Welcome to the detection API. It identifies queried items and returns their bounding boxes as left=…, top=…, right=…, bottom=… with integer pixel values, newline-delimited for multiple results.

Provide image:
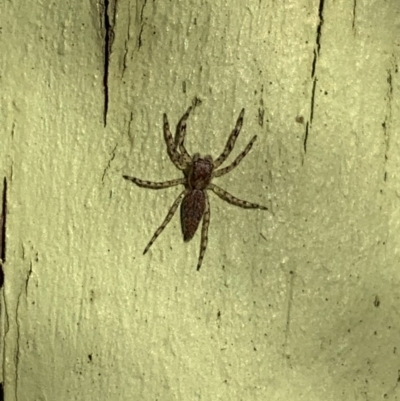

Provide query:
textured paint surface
left=1, top=0, right=400, bottom=400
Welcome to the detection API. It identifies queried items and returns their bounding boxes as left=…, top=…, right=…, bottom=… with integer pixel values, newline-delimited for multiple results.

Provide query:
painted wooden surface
left=1, top=0, right=399, bottom=400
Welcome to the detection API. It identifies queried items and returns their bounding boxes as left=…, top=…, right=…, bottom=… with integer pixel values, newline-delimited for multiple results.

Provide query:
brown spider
left=123, top=107, right=268, bottom=271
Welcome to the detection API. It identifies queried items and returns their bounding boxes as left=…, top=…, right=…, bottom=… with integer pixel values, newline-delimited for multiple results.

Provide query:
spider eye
left=204, top=155, right=213, bottom=163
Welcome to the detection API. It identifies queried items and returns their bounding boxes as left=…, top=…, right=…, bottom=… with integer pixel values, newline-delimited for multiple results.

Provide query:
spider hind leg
left=209, top=183, right=268, bottom=210
left=123, top=176, right=185, bottom=189
left=143, top=190, right=187, bottom=254
left=197, top=192, right=210, bottom=271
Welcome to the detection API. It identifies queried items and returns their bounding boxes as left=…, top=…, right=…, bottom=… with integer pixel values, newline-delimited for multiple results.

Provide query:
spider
left=123, top=107, right=268, bottom=271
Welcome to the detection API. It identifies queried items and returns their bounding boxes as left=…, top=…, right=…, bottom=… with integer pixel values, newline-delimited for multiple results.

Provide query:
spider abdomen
left=180, top=189, right=206, bottom=242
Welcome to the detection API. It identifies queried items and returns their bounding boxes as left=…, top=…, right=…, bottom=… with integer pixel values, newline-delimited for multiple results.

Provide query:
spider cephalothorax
left=186, top=154, right=213, bottom=190
left=123, top=107, right=268, bottom=270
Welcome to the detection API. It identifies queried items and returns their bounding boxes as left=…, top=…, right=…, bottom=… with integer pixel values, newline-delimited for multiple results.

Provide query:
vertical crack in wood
left=383, top=68, right=393, bottom=182
left=103, top=0, right=111, bottom=127
left=137, top=0, right=148, bottom=49
left=14, top=292, right=22, bottom=401
left=0, top=177, right=7, bottom=289
left=122, top=8, right=132, bottom=77
left=102, top=0, right=117, bottom=127
left=258, top=85, right=265, bottom=128
left=352, top=0, right=357, bottom=32
left=24, top=262, right=33, bottom=297
left=304, top=0, right=325, bottom=154
left=283, top=270, right=294, bottom=365
left=101, top=144, right=118, bottom=182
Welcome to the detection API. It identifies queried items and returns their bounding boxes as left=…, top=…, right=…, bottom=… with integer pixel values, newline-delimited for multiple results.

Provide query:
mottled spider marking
left=213, top=108, right=245, bottom=169
left=123, top=176, right=185, bottom=189
left=181, top=189, right=206, bottom=241
left=209, top=183, right=268, bottom=210
left=123, top=107, right=268, bottom=271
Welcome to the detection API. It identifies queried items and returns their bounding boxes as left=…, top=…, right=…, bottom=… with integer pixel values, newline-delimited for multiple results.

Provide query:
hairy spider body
left=180, top=155, right=213, bottom=240
left=123, top=107, right=268, bottom=271
left=181, top=189, right=206, bottom=241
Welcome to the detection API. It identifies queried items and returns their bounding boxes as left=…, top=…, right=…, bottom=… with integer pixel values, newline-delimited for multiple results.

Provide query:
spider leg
left=213, top=108, right=245, bottom=169
left=209, top=183, right=268, bottom=210
left=163, top=113, right=186, bottom=170
left=175, top=106, right=193, bottom=164
left=213, top=135, right=257, bottom=178
left=143, top=189, right=188, bottom=255
left=197, top=191, right=210, bottom=271
left=123, top=175, right=185, bottom=189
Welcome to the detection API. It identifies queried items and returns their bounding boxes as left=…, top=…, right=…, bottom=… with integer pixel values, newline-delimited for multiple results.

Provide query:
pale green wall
left=1, top=0, right=400, bottom=400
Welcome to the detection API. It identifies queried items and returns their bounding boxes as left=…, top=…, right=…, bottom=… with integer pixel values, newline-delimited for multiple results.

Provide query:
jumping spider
left=123, top=107, right=268, bottom=271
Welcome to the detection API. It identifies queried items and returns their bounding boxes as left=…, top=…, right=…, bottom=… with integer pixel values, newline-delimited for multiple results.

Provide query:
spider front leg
left=209, top=183, right=268, bottom=210
left=123, top=175, right=185, bottom=189
left=175, top=106, right=193, bottom=165
left=163, top=113, right=186, bottom=170
left=143, top=190, right=188, bottom=255
left=213, top=135, right=257, bottom=178
left=213, top=108, right=245, bottom=169
left=197, top=191, right=210, bottom=271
